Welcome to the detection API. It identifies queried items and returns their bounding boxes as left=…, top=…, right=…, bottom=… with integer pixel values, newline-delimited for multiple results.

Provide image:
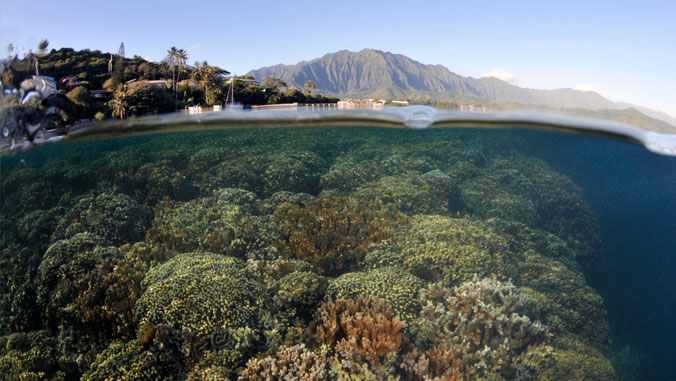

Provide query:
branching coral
left=146, top=188, right=278, bottom=258
left=352, top=170, right=461, bottom=216
left=51, top=192, right=150, bottom=246
left=273, top=196, right=405, bottom=274
left=76, top=242, right=160, bottom=340
left=36, top=232, right=118, bottom=328
left=134, top=252, right=265, bottom=336
left=314, top=297, right=405, bottom=366
left=238, top=343, right=328, bottom=381
left=406, top=277, right=546, bottom=379
left=395, top=215, right=513, bottom=284
left=325, top=267, right=425, bottom=322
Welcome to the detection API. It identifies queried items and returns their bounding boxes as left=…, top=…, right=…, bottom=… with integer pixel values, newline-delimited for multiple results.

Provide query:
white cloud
left=574, top=83, right=609, bottom=99
left=481, top=69, right=518, bottom=85
left=188, top=43, right=201, bottom=50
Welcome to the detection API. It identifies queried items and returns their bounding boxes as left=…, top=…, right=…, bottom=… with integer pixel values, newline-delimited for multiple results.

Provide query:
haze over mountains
left=248, top=49, right=675, bottom=130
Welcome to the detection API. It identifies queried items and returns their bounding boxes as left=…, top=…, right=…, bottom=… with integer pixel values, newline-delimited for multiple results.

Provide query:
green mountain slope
left=247, top=49, right=616, bottom=109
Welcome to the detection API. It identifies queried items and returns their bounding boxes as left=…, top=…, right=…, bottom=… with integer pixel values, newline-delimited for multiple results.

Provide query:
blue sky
left=2, top=0, right=674, bottom=115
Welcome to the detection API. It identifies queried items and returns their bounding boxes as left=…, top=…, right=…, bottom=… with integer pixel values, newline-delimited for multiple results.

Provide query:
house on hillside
left=125, top=79, right=170, bottom=89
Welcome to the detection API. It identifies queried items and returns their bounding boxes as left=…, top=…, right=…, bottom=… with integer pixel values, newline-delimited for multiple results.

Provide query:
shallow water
left=1, top=120, right=674, bottom=380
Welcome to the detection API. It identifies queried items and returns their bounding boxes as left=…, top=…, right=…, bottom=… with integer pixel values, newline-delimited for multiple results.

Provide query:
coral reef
left=200, top=148, right=327, bottom=197
left=184, top=326, right=260, bottom=380
left=314, top=297, right=405, bottom=366
left=325, top=267, right=425, bottom=322
left=319, top=142, right=444, bottom=194
left=395, top=215, right=513, bottom=284
left=353, top=171, right=459, bottom=215
left=146, top=188, right=278, bottom=258
left=35, top=233, right=119, bottom=328
left=514, top=334, right=616, bottom=380
left=275, top=271, right=328, bottom=322
left=51, top=192, right=150, bottom=245
left=238, top=343, right=329, bottom=381
left=273, top=195, right=404, bottom=274
left=0, top=245, right=41, bottom=335
left=406, top=278, right=546, bottom=379
left=0, top=330, right=78, bottom=380
left=516, top=255, right=611, bottom=352
left=75, top=242, right=159, bottom=340
left=0, top=127, right=621, bottom=378
left=134, top=252, right=265, bottom=336
left=82, top=340, right=166, bottom=380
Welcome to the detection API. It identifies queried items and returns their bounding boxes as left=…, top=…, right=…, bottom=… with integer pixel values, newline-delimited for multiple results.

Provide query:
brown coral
left=406, top=278, right=546, bottom=379
left=238, top=344, right=328, bottom=381
left=273, top=196, right=405, bottom=274
left=75, top=242, right=159, bottom=340
left=314, top=297, right=405, bottom=365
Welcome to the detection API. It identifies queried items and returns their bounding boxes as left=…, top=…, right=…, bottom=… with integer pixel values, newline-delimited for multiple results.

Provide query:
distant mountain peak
left=247, top=49, right=615, bottom=110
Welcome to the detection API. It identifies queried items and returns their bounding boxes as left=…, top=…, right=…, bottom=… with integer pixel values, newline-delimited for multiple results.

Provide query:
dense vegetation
left=0, top=45, right=338, bottom=131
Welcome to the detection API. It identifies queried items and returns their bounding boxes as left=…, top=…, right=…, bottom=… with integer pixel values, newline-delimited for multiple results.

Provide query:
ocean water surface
left=1, top=113, right=675, bottom=380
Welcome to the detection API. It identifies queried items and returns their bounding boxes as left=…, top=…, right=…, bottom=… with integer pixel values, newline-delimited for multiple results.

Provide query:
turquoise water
left=1, top=122, right=674, bottom=380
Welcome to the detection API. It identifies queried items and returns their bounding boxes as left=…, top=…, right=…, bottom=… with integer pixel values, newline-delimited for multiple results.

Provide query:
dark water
left=0, top=126, right=674, bottom=380
left=526, top=130, right=676, bottom=380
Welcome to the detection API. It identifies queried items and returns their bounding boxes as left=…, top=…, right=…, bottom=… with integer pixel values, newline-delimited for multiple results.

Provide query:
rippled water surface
left=1, top=119, right=674, bottom=380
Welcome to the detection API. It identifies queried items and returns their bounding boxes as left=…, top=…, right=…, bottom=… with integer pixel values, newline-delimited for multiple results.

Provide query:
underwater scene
left=1, top=125, right=675, bottom=380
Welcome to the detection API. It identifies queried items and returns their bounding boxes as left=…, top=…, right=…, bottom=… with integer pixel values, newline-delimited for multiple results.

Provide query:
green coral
left=36, top=233, right=118, bottom=328
left=325, top=267, right=424, bottom=322
left=517, top=255, right=611, bottom=352
left=353, top=172, right=452, bottom=215
left=516, top=334, right=617, bottom=380
left=0, top=330, right=77, bottom=380
left=146, top=188, right=277, bottom=258
left=275, top=271, right=328, bottom=321
left=319, top=143, right=443, bottom=194
left=134, top=252, right=266, bottom=336
left=188, top=327, right=260, bottom=380
left=200, top=148, right=327, bottom=197
left=82, top=340, right=164, bottom=380
left=51, top=192, right=149, bottom=246
left=0, top=246, right=41, bottom=335
left=395, top=215, right=514, bottom=284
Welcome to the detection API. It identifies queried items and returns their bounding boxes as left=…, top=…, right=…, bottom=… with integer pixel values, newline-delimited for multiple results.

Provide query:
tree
left=174, top=48, right=188, bottom=109
left=124, top=82, right=174, bottom=116
left=262, top=77, right=287, bottom=104
left=167, top=46, right=178, bottom=91
left=190, top=61, right=228, bottom=105
left=111, top=89, right=127, bottom=119
left=263, top=77, right=287, bottom=92
left=303, top=80, right=317, bottom=96
left=176, top=49, right=188, bottom=85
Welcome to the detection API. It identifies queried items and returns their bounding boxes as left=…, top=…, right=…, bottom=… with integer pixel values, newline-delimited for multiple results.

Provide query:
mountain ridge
left=247, top=48, right=620, bottom=110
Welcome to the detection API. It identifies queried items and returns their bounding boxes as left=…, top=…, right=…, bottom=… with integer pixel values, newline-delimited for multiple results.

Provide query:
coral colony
left=0, top=128, right=615, bottom=379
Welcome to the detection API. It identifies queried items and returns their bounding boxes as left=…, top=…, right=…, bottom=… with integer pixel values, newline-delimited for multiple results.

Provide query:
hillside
left=248, top=49, right=616, bottom=109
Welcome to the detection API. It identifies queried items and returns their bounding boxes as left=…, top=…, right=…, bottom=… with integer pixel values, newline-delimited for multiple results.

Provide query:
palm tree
left=176, top=49, right=188, bottom=85
left=167, top=46, right=178, bottom=91
left=175, top=48, right=188, bottom=109
left=111, top=90, right=127, bottom=119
